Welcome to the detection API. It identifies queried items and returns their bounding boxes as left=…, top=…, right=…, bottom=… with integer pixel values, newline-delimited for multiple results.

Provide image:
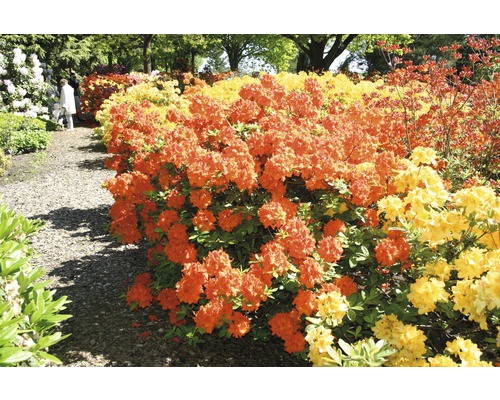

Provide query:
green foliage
left=0, top=200, right=71, bottom=366
left=0, top=148, right=11, bottom=176
left=329, top=337, right=397, bottom=367
left=0, top=113, right=53, bottom=154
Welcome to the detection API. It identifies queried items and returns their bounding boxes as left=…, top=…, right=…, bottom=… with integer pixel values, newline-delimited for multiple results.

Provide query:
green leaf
left=347, top=309, right=356, bottom=322
left=0, top=347, right=32, bottom=364
left=0, top=324, right=18, bottom=344
left=36, top=351, right=63, bottom=365
left=32, top=332, right=71, bottom=350
left=338, top=338, right=352, bottom=356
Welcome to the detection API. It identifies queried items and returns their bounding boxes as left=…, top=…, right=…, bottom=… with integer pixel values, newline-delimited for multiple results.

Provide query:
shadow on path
left=38, top=204, right=308, bottom=367
left=33, top=204, right=156, bottom=366
left=31, top=206, right=112, bottom=243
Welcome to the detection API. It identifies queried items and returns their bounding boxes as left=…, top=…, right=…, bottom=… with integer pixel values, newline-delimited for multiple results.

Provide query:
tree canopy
left=2, top=34, right=482, bottom=79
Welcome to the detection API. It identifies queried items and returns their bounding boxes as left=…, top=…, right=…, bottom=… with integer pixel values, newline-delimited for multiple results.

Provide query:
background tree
left=283, top=34, right=414, bottom=74
left=209, top=34, right=297, bottom=73
left=142, top=34, right=154, bottom=74
left=158, top=35, right=217, bottom=72
left=0, top=34, right=105, bottom=78
left=282, top=34, right=358, bottom=73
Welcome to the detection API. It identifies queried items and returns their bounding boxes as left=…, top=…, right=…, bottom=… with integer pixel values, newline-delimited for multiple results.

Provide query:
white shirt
left=60, top=83, right=76, bottom=114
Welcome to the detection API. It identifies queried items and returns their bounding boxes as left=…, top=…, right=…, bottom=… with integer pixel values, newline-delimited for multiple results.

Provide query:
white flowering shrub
left=0, top=44, right=51, bottom=119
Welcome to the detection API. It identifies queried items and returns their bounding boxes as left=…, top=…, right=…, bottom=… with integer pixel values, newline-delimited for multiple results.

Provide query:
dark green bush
left=0, top=113, right=54, bottom=155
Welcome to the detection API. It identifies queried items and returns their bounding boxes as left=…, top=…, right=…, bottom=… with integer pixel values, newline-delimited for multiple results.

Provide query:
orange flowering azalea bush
left=100, top=42, right=499, bottom=366
left=365, top=35, right=500, bottom=186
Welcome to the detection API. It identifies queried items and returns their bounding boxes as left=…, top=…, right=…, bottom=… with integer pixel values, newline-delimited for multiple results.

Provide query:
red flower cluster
left=375, top=230, right=411, bottom=269
left=269, top=310, right=306, bottom=353
left=81, top=73, right=139, bottom=119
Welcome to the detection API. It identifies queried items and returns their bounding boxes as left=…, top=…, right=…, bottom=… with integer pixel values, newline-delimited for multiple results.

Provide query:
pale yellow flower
left=307, top=347, right=331, bottom=367
left=454, top=247, right=488, bottom=279
left=428, top=355, right=458, bottom=367
left=445, top=337, right=492, bottom=366
left=452, top=186, right=497, bottom=220
left=452, top=279, right=488, bottom=329
left=474, top=262, right=500, bottom=313
left=410, top=146, right=438, bottom=166
left=424, top=258, right=453, bottom=281
left=372, top=314, right=428, bottom=366
left=377, top=195, right=405, bottom=222
left=407, top=276, right=450, bottom=314
left=305, top=325, right=334, bottom=353
left=404, top=185, right=448, bottom=220
left=316, top=291, right=348, bottom=327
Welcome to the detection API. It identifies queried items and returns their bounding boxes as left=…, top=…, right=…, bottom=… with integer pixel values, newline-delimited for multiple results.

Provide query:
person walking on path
left=69, top=72, right=83, bottom=121
left=59, top=78, right=77, bottom=131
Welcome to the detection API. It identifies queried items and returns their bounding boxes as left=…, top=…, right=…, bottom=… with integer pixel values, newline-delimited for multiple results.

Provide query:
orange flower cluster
left=126, top=273, right=154, bottom=308
left=375, top=230, right=411, bottom=270
left=269, top=311, right=307, bottom=353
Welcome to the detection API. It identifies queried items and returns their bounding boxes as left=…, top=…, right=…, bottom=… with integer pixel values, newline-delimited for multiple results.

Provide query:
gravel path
left=0, top=127, right=308, bottom=367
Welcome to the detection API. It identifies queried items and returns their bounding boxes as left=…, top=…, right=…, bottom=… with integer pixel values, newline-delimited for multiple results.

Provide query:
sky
left=4, top=0, right=499, bottom=34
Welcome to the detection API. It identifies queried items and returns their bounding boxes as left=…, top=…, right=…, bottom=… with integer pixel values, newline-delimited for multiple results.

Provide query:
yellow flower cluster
left=378, top=147, right=499, bottom=250
left=316, top=290, right=349, bottom=327
left=452, top=248, right=500, bottom=329
left=305, top=325, right=335, bottom=366
left=372, top=315, right=493, bottom=366
left=273, top=71, right=389, bottom=107
left=443, top=338, right=492, bottom=366
left=376, top=147, right=500, bottom=357
left=407, top=276, right=449, bottom=314
left=378, top=148, right=450, bottom=236
left=193, top=75, right=258, bottom=104
left=196, top=71, right=386, bottom=107
left=423, top=258, right=453, bottom=281
left=372, top=314, right=428, bottom=366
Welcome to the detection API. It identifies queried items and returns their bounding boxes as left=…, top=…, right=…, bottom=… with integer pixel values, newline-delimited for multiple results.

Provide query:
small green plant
left=0, top=200, right=71, bottom=366
left=0, top=113, right=53, bottom=155
left=326, top=337, right=396, bottom=367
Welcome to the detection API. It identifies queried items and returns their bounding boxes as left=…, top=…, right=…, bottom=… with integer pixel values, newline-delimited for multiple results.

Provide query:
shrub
left=93, top=64, right=130, bottom=75
left=0, top=113, right=52, bottom=155
left=100, top=48, right=500, bottom=366
left=80, top=72, right=149, bottom=121
left=0, top=200, right=71, bottom=366
left=94, top=76, right=188, bottom=146
left=0, top=45, right=50, bottom=119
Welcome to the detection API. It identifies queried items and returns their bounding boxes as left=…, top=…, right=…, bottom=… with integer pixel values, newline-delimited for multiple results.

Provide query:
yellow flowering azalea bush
left=95, top=75, right=189, bottom=146
left=306, top=146, right=499, bottom=367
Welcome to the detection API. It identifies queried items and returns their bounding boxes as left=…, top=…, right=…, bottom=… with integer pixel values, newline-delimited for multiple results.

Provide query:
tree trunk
left=296, top=51, right=310, bottom=72
left=283, top=34, right=358, bottom=74
left=307, top=38, right=328, bottom=72
left=226, top=45, right=241, bottom=71
left=142, top=34, right=154, bottom=74
left=108, top=52, right=113, bottom=70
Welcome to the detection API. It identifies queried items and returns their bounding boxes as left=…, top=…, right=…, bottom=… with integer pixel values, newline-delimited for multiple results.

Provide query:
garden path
left=0, top=126, right=308, bottom=367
